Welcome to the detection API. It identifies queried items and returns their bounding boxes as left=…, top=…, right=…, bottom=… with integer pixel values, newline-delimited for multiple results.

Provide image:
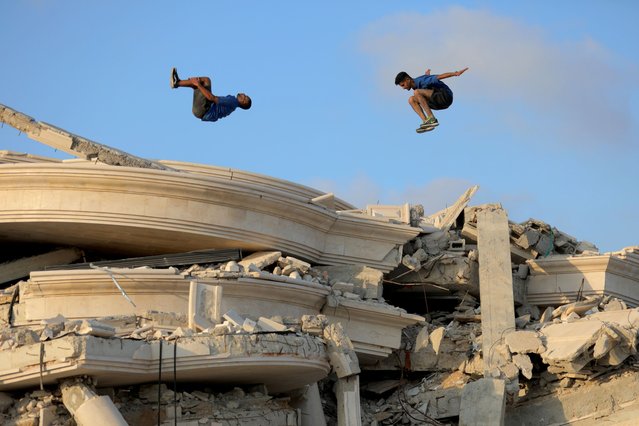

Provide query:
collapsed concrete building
left=1, top=103, right=639, bottom=425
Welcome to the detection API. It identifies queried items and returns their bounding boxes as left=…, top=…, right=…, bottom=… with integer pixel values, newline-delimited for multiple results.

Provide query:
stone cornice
left=0, top=334, right=329, bottom=392
left=159, top=160, right=356, bottom=211
left=528, top=254, right=639, bottom=281
left=0, top=163, right=420, bottom=270
left=325, top=298, right=424, bottom=327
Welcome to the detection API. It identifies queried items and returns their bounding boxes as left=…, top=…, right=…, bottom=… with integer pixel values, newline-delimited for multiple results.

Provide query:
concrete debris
left=312, top=265, right=384, bottom=300
left=1, top=107, right=638, bottom=425
left=429, top=326, right=446, bottom=355
left=507, top=369, right=639, bottom=425
left=238, top=251, right=281, bottom=271
left=539, top=307, right=639, bottom=372
left=0, top=103, right=176, bottom=170
left=278, top=256, right=311, bottom=275
left=60, top=379, right=128, bottom=425
left=504, top=330, right=545, bottom=355
left=0, top=248, right=83, bottom=285
left=2, top=381, right=301, bottom=426
left=222, top=309, right=246, bottom=328
left=459, top=378, right=506, bottom=426
left=323, top=323, right=360, bottom=379
left=301, top=315, right=328, bottom=336
left=421, top=185, right=480, bottom=231
left=414, top=325, right=430, bottom=352
left=257, top=317, right=288, bottom=332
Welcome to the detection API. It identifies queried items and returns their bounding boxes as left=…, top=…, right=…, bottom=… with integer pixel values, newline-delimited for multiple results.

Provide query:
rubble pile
left=0, top=381, right=300, bottom=426
left=463, top=206, right=599, bottom=260
left=1, top=106, right=638, bottom=425
left=183, top=253, right=389, bottom=305
left=0, top=388, right=69, bottom=426
left=352, top=296, right=639, bottom=424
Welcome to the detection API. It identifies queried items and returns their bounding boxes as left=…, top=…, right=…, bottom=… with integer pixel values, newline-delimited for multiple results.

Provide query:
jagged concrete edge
left=0, top=103, right=177, bottom=171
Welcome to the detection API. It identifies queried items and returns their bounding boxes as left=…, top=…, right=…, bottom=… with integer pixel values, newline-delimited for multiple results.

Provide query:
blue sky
left=1, top=1, right=638, bottom=252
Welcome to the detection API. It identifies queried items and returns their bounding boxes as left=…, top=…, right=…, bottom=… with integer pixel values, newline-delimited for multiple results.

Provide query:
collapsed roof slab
left=505, top=370, right=639, bottom=425
left=0, top=161, right=419, bottom=271
left=526, top=247, right=639, bottom=307
left=0, top=334, right=328, bottom=393
left=0, top=247, right=82, bottom=285
left=0, top=104, right=174, bottom=170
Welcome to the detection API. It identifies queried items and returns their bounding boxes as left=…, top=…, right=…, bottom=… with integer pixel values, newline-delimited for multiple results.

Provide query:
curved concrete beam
left=19, top=268, right=423, bottom=360
left=0, top=334, right=329, bottom=393
left=0, top=162, right=419, bottom=270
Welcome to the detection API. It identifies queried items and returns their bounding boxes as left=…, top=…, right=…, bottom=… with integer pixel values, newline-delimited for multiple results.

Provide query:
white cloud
left=357, top=6, right=637, bottom=146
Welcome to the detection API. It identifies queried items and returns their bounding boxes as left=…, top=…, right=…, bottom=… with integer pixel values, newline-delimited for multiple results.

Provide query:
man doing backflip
left=395, top=67, right=468, bottom=133
left=170, top=67, right=251, bottom=122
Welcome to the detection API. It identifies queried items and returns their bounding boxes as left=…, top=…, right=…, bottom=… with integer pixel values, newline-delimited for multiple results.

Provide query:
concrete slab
left=238, top=251, right=281, bottom=271
left=0, top=103, right=174, bottom=170
left=0, top=334, right=329, bottom=393
left=504, top=330, right=545, bottom=354
left=541, top=320, right=604, bottom=363
left=0, top=248, right=83, bottom=285
left=506, top=371, right=639, bottom=425
left=459, top=378, right=506, bottom=426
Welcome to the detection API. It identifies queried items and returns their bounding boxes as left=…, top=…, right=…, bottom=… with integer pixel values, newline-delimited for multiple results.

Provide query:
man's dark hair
left=395, top=71, right=411, bottom=85
left=239, top=96, right=252, bottom=110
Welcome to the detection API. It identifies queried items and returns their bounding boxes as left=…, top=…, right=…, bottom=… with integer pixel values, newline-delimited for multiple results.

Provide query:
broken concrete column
left=290, top=383, right=327, bottom=426
left=459, top=378, right=506, bottom=426
left=60, top=380, right=127, bottom=426
left=323, top=322, right=362, bottom=425
left=477, top=207, right=516, bottom=376
left=323, top=323, right=360, bottom=378
left=336, top=375, right=362, bottom=426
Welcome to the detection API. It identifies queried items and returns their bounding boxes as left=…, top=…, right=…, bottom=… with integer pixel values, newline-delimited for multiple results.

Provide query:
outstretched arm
left=192, top=77, right=219, bottom=104
left=436, top=67, right=469, bottom=80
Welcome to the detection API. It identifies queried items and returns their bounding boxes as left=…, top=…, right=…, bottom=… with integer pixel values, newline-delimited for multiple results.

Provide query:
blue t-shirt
left=202, top=95, right=240, bottom=122
left=413, top=75, right=452, bottom=94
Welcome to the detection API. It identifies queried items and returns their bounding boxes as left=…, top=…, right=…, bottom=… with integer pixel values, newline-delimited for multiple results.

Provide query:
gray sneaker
left=170, top=67, right=180, bottom=89
left=416, top=125, right=435, bottom=133
left=420, top=116, right=439, bottom=128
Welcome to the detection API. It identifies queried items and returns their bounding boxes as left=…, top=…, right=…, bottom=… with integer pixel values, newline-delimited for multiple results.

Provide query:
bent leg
left=408, top=96, right=427, bottom=122
left=191, top=79, right=213, bottom=119
left=177, top=76, right=212, bottom=89
left=413, top=89, right=434, bottom=118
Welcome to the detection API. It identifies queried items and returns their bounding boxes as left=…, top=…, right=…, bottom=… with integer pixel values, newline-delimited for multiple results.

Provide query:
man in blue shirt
left=170, top=68, right=251, bottom=122
left=395, top=67, right=468, bottom=133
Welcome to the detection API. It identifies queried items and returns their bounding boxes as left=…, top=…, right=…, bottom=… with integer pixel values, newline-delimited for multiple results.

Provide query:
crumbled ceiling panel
left=0, top=104, right=175, bottom=171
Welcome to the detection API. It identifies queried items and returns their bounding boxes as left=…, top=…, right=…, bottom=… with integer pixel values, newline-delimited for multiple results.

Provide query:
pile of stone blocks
left=1, top=105, right=639, bottom=425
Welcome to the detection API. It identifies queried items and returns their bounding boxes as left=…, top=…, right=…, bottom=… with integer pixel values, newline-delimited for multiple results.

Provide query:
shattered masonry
left=1, top=103, right=639, bottom=425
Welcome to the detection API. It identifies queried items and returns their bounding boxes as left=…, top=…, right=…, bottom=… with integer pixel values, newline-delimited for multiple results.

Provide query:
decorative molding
left=527, top=253, right=639, bottom=307
left=0, top=335, right=329, bottom=393
left=0, top=162, right=419, bottom=271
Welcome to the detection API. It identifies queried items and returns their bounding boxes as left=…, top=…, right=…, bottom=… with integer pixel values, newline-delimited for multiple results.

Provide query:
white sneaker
left=170, top=67, right=180, bottom=89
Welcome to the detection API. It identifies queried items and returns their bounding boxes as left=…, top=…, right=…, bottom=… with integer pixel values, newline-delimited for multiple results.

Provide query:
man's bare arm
left=192, top=78, right=219, bottom=104
left=436, top=67, right=469, bottom=80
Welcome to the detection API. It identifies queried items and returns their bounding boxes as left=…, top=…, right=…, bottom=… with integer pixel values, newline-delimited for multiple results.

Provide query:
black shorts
left=429, top=88, right=453, bottom=110
left=192, top=84, right=212, bottom=119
